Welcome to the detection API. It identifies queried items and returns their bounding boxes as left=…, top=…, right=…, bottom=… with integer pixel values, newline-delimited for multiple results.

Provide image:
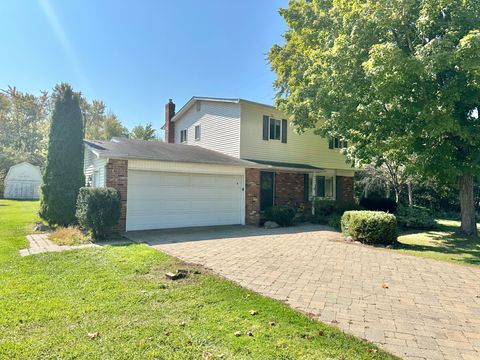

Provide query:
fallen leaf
left=318, top=330, right=325, bottom=336
left=381, top=283, right=389, bottom=289
left=179, top=321, right=186, bottom=327
left=301, top=334, right=313, bottom=340
left=367, top=348, right=377, bottom=353
left=269, top=321, right=276, bottom=326
left=234, top=331, right=242, bottom=337
left=87, top=332, right=100, bottom=340
left=246, top=330, right=254, bottom=337
left=250, top=310, right=258, bottom=316
left=331, top=320, right=339, bottom=325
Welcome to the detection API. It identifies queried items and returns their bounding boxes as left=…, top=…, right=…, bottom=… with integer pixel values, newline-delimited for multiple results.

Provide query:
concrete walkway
left=127, top=225, right=480, bottom=360
left=20, top=234, right=132, bottom=256
left=20, top=233, right=98, bottom=256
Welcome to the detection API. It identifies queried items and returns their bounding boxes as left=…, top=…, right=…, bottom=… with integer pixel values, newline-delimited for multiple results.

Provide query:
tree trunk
left=407, top=182, right=413, bottom=207
left=459, top=174, right=478, bottom=237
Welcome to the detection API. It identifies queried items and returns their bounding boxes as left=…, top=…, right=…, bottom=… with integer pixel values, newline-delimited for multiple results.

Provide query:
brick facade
left=245, top=169, right=308, bottom=225
left=245, top=169, right=261, bottom=225
left=164, top=99, right=176, bottom=143
left=106, top=159, right=128, bottom=232
left=274, top=172, right=306, bottom=207
left=336, top=176, right=354, bottom=203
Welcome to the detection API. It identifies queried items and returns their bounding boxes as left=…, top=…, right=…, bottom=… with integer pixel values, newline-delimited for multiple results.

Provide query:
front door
left=260, top=171, right=274, bottom=211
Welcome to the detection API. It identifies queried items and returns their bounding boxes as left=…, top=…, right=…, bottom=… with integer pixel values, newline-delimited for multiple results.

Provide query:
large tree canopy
left=270, top=0, right=480, bottom=236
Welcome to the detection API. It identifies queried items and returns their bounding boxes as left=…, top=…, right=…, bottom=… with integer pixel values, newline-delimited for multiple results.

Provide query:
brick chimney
left=164, top=99, right=176, bottom=143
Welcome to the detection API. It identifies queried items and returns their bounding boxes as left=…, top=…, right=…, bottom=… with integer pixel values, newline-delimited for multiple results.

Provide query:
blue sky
left=0, top=0, right=288, bottom=135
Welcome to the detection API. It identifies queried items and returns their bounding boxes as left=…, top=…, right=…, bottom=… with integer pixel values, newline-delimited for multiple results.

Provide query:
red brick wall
left=274, top=172, right=306, bottom=207
left=106, top=159, right=128, bottom=232
left=245, top=169, right=309, bottom=225
left=245, top=169, right=261, bottom=225
left=336, top=176, right=354, bottom=203
left=164, top=100, right=176, bottom=143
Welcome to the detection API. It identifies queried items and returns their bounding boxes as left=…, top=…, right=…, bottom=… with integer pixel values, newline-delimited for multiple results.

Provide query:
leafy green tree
left=0, top=86, right=50, bottom=168
left=270, top=0, right=480, bottom=236
left=130, top=122, right=157, bottom=140
left=39, top=84, right=84, bottom=226
left=81, top=99, right=128, bottom=140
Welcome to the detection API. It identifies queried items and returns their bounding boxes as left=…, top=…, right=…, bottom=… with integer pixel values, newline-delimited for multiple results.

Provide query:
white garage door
left=126, top=171, right=244, bottom=231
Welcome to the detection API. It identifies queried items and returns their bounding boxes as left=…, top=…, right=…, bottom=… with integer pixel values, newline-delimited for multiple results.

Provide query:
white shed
left=4, top=162, right=42, bottom=199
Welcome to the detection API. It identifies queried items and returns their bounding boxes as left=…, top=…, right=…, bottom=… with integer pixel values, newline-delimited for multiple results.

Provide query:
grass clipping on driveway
left=0, top=200, right=396, bottom=359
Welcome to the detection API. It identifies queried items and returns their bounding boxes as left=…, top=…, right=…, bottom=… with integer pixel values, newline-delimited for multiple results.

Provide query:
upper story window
left=269, top=119, right=281, bottom=140
left=262, top=115, right=287, bottom=143
left=180, top=129, right=187, bottom=143
left=329, top=137, right=348, bottom=149
left=195, top=125, right=201, bottom=141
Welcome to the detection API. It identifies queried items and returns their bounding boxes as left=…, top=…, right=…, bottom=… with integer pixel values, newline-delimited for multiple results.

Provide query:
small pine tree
left=39, top=83, right=84, bottom=226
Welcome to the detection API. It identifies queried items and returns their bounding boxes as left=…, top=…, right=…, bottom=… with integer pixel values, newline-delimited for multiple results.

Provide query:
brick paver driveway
left=127, top=225, right=480, bottom=360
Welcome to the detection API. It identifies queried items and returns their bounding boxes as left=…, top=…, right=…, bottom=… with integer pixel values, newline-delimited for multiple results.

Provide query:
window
left=263, top=116, right=288, bottom=143
left=315, top=175, right=335, bottom=198
left=180, top=129, right=187, bottom=143
left=329, top=137, right=348, bottom=149
left=195, top=125, right=201, bottom=140
left=269, top=119, right=281, bottom=140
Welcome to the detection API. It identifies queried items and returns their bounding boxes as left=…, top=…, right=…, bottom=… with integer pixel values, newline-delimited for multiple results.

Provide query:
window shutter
left=281, top=119, right=287, bottom=143
left=304, top=174, right=309, bottom=202
left=316, top=176, right=325, bottom=197
left=328, top=138, right=334, bottom=149
left=263, top=116, right=269, bottom=140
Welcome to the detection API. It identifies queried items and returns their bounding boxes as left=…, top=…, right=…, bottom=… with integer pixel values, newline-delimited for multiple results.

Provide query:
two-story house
left=84, top=97, right=354, bottom=232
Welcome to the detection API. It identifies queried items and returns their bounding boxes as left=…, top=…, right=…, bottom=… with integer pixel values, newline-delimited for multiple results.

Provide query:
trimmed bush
left=341, top=211, right=397, bottom=245
left=396, top=205, right=435, bottom=229
left=76, top=187, right=121, bottom=239
left=359, top=197, right=397, bottom=213
left=264, top=205, right=296, bottom=227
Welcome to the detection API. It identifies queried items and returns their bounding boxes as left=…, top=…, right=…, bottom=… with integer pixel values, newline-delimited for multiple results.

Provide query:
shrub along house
left=83, top=97, right=355, bottom=232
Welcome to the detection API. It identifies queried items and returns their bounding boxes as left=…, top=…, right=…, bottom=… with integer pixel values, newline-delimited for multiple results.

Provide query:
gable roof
left=170, top=96, right=276, bottom=123
left=84, top=138, right=260, bottom=167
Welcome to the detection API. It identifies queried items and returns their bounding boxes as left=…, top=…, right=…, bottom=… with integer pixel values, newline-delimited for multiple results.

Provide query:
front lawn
left=396, top=219, right=480, bottom=266
left=0, top=199, right=394, bottom=359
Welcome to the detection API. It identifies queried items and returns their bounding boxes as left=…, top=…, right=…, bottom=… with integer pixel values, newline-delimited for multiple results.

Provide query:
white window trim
left=180, top=129, right=187, bottom=143
left=194, top=125, right=201, bottom=141
left=269, top=117, right=282, bottom=141
left=309, top=173, right=336, bottom=201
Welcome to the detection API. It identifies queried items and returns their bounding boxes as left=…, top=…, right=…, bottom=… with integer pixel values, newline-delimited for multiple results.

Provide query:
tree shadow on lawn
left=396, top=220, right=480, bottom=265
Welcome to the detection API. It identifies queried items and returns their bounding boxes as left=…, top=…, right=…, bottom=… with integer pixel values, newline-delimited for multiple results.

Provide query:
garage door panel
left=126, top=170, right=244, bottom=231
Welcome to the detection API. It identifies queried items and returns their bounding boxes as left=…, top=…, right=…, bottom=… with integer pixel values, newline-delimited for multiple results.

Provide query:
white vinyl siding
left=239, top=102, right=353, bottom=171
left=174, top=101, right=241, bottom=158
left=83, top=147, right=107, bottom=187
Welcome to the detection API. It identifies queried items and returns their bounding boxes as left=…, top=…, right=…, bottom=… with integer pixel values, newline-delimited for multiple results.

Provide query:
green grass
left=0, top=199, right=395, bottom=359
left=396, top=219, right=480, bottom=266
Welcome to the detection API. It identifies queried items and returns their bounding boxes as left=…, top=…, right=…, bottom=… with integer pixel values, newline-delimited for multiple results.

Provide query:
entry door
left=260, top=172, right=274, bottom=210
